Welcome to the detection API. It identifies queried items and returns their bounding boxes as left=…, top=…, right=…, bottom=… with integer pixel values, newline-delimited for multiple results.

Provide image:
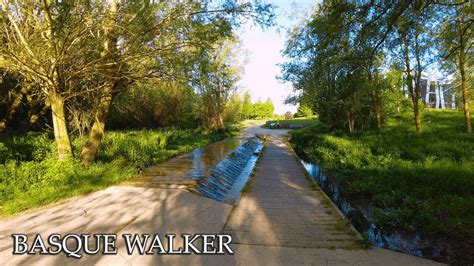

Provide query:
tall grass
left=290, top=110, right=474, bottom=239
left=0, top=128, right=232, bottom=217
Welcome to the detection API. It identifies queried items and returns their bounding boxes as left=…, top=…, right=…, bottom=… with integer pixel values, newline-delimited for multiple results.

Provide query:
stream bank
left=299, top=159, right=470, bottom=265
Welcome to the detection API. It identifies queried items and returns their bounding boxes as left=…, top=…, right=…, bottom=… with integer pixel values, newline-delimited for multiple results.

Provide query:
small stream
left=300, top=160, right=452, bottom=263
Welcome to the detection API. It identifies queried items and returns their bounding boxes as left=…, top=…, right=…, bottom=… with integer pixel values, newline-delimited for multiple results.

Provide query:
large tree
left=282, top=0, right=376, bottom=132
left=0, top=0, right=101, bottom=159
left=438, top=1, right=472, bottom=133
left=79, top=1, right=274, bottom=164
left=1, top=0, right=274, bottom=164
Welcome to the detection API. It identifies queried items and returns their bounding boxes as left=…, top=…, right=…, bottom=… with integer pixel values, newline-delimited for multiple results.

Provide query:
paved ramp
left=223, top=136, right=358, bottom=248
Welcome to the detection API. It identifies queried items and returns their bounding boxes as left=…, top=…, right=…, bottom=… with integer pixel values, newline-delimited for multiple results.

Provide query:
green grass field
left=289, top=110, right=474, bottom=240
left=263, top=117, right=319, bottom=128
left=0, top=128, right=233, bottom=217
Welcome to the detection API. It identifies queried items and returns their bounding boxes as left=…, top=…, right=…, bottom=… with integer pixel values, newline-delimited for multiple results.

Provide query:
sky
left=237, top=0, right=316, bottom=115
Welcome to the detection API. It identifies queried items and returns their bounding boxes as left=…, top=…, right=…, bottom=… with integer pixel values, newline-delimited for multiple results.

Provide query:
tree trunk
left=80, top=85, right=113, bottom=165
left=368, top=70, right=382, bottom=130
left=214, top=84, right=225, bottom=130
left=413, top=99, right=421, bottom=132
left=413, top=78, right=422, bottom=132
left=413, top=31, right=423, bottom=133
left=402, top=35, right=421, bottom=132
left=347, top=112, right=355, bottom=133
left=458, top=12, right=471, bottom=134
left=80, top=0, right=118, bottom=165
left=50, top=93, right=72, bottom=160
left=459, top=49, right=471, bottom=134
left=215, top=112, right=224, bottom=130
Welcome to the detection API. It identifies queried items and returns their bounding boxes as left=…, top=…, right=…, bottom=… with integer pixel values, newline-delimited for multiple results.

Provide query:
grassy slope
left=263, top=117, right=319, bottom=128
left=0, top=128, right=235, bottom=217
left=289, top=110, right=474, bottom=240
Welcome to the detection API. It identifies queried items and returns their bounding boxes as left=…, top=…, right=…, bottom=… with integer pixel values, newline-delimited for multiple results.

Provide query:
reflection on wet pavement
left=121, top=136, right=262, bottom=205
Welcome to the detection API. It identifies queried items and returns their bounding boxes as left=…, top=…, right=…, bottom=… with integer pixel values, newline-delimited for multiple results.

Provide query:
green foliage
left=0, top=129, right=231, bottom=217
left=0, top=132, right=56, bottom=163
left=223, top=92, right=276, bottom=122
left=224, top=93, right=244, bottom=123
left=290, top=111, right=474, bottom=239
left=108, top=82, right=197, bottom=129
left=382, top=68, right=412, bottom=115
left=241, top=91, right=253, bottom=120
left=294, top=105, right=314, bottom=118
left=280, top=0, right=391, bottom=131
left=250, top=99, right=274, bottom=119
left=0, top=1, right=276, bottom=161
left=281, top=1, right=472, bottom=133
left=264, top=118, right=318, bottom=128
left=356, top=233, right=372, bottom=249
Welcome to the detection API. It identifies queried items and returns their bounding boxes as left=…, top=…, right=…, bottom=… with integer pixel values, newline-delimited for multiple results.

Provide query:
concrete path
left=0, top=186, right=233, bottom=265
left=0, top=125, right=442, bottom=265
left=224, top=136, right=358, bottom=248
left=223, top=130, right=442, bottom=265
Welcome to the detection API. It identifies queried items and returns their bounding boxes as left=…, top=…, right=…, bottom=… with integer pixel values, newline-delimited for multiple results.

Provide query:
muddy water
left=300, top=160, right=456, bottom=264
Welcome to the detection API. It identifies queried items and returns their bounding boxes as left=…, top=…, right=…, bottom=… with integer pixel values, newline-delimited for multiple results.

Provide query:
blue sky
left=237, top=0, right=316, bottom=114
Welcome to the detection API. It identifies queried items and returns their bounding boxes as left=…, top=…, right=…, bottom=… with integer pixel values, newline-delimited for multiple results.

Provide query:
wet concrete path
left=223, top=136, right=358, bottom=248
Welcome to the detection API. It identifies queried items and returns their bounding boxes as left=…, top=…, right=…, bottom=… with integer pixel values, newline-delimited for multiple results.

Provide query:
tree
left=0, top=0, right=100, bottom=159
left=224, top=93, right=244, bottom=123
left=391, top=5, right=434, bottom=132
left=282, top=0, right=451, bottom=133
left=250, top=99, right=274, bottom=119
left=241, top=91, right=253, bottom=120
left=194, top=37, right=242, bottom=130
left=294, top=105, right=313, bottom=118
left=281, top=0, right=374, bottom=132
left=78, top=1, right=274, bottom=164
left=438, top=2, right=472, bottom=133
left=1, top=0, right=275, bottom=164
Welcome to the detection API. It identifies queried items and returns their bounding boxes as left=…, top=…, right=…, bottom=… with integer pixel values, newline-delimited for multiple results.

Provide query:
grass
left=0, top=128, right=234, bottom=217
left=289, top=110, right=474, bottom=240
left=263, top=117, right=319, bottom=128
left=355, top=233, right=372, bottom=249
